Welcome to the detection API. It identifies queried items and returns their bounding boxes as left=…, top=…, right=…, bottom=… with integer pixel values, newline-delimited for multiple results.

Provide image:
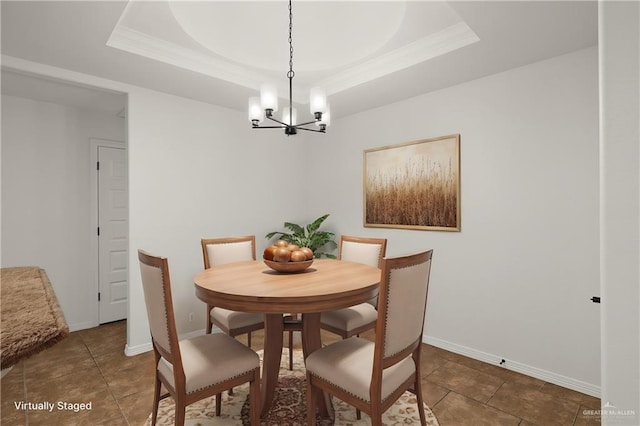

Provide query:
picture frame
left=363, top=134, right=461, bottom=231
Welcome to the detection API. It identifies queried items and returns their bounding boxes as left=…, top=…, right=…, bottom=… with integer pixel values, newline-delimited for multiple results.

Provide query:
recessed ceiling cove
left=168, top=2, right=405, bottom=73
left=107, top=1, right=479, bottom=103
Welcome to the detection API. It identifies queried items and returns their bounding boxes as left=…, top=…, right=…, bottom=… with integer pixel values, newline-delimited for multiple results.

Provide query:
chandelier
left=248, top=0, right=329, bottom=135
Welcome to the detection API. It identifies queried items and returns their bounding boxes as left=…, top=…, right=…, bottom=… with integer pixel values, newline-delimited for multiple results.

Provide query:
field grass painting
left=364, top=134, right=460, bottom=231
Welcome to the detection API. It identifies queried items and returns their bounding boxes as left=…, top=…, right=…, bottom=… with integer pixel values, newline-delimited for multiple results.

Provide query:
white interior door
left=98, top=145, right=128, bottom=323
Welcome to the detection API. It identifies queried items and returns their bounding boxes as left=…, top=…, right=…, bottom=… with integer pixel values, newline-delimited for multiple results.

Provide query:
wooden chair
left=203, top=236, right=299, bottom=370
left=201, top=236, right=264, bottom=347
left=137, top=250, right=260, bottom=426
left=320, top=235, right=387, bottom=338
left=306, top=249, right=434, bottom=425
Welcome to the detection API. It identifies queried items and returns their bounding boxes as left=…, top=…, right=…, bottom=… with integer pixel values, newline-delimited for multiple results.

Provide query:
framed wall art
left=364, top=134, right=461, bottom=231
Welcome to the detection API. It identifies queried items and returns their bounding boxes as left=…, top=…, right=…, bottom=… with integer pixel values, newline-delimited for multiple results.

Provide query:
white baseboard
left=68, top=321, right=98, bottom=332
left=423, top=335, right=601, bottom=398
left=124, top=328, right=208, bottom=357
left=124, top=341, right=152, bottom=357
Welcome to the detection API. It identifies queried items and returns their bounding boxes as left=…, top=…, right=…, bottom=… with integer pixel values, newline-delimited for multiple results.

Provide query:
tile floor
left=1, top=320, right=600, bottom=425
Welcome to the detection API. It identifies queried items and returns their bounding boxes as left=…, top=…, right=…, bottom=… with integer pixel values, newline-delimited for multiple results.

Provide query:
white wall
left=1, top=95, right=126, bottom=330
left=1, top=46, right=608, bottom=399
left=126, top=88, right=314, bottom=352
left=306, top=47, right=601, bottom=394
left=599, top=1, right=640, bottom=424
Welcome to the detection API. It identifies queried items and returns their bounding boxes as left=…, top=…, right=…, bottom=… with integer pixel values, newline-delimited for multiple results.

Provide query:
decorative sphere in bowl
left=263, top=258, right=313, bottom=273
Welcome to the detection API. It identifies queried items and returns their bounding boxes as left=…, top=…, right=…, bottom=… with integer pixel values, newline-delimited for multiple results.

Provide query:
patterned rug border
left=146, top=348, right=439, bottom=425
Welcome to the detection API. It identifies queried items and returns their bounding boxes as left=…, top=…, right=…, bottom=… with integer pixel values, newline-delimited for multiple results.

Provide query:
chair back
left=339, top=236, right=387, bottom=307
left=375, top=250, right=433, bottom=363
left=339, top=235, right=387, bottom=267
left=137, top=250, right=181, bottom=366
left=201, top=236, right=256, bottom=268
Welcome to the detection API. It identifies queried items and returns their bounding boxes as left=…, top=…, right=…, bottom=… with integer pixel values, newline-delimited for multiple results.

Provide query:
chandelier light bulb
left=309, top=87, right=327, bottom=115
left=260, top=84, right=278, bottom=112
left=248, top=97, right=264, bottom=124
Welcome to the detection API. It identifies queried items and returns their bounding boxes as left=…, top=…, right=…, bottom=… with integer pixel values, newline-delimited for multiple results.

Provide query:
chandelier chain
left=287, top=0, right=294, bottom=79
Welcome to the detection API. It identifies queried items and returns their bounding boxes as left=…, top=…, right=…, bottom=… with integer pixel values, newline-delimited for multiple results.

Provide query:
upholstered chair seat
left=210, top=308, right=265, bottom=331
left=305, top=337, right=415, bottom=402
left=157, top=333, right=260, bottom=395
left=319, top=304, right=378, bottom=336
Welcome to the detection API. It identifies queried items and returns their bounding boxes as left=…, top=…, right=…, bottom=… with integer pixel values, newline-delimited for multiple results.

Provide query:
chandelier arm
left=295, top=126, right=326, bottom=133
left=292, top=119, right=320, bottom=127
left=252, top=125, right=286, bottom=129
left=266, top=116, right=288, bottom=127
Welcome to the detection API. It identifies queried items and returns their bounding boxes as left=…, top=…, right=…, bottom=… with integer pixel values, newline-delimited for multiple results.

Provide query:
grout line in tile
left=570, top=402, right=581, bottom=426
left=489, top=399, right=531, bottom=424
left=482, top=382, right=543, bottom=424
left=485, top=379, right=507, bottom=404
left=113, top=396, right=131, bottom=426
left=21, top=362, right=29, bottom=426
left=532, top=377, right=545, bottom=392
left=430, top=388, right=450, bottom=409
left=87, top=341, right=130, bottom=425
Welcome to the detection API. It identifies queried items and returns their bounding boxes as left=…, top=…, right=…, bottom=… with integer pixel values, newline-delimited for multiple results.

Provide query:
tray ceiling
left=1, top=1, right=598, bottom=118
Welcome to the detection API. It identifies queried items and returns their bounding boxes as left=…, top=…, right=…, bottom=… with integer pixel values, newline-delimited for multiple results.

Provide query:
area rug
left=0, top=267, right=69, bottom=369
left=145, top=348, right=439, bottom=425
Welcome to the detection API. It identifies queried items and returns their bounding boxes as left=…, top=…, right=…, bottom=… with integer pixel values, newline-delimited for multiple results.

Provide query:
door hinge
left=98, top=292, right=101, bottom=302
left=591, top=296, right=601, bottom=303
left=97, top=227, right=100, bottom=236
left=96, top=161, right=100, bottom=170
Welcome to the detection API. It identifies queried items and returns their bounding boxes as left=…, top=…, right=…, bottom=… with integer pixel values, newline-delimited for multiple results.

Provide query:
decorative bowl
left=263, top=258, right=314, bottom=273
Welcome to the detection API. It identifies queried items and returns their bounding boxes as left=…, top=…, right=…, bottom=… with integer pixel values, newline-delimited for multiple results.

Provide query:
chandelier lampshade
left=260, top=84, right=279, bottom=113
left=248, top=97, right=264, bottom=123
left=309, top=87, right=327, bottom=116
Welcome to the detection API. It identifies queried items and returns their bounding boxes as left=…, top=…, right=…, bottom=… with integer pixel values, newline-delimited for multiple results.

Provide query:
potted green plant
left=265, top=214, right=337, bottom=258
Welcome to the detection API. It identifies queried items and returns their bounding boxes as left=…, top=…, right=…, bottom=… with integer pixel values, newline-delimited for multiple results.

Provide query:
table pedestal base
left=260, top=313, right=331, bottom=419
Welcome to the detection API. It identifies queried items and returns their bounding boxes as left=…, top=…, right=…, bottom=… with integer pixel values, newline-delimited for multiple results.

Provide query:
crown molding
left=318, top=22, right=479, bottom=96
left=107, top=25, right=264, bottom=91
left=1, top=54, right=132, bottom=94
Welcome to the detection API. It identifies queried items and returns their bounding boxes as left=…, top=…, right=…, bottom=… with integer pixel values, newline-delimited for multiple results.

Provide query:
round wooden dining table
left=194, top=258, right=381, bottom=418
